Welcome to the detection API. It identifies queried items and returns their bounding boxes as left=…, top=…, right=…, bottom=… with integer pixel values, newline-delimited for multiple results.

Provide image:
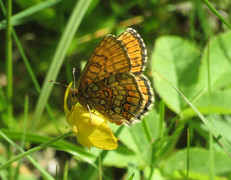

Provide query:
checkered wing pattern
left=84, top=73, right=145, bottom=125
left=76, top=28, right=154, bottom=125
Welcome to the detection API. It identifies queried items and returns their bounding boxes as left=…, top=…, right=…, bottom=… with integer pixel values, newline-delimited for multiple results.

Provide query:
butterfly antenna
left=49, top=80, right=68, bottom=88
left=73, top=67, right=76, bottom=89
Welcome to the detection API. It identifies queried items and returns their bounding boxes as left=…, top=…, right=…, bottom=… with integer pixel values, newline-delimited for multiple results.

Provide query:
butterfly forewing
left=78, top=35, right=132, bottom=92
left=118, top=28, right=147, bottom=75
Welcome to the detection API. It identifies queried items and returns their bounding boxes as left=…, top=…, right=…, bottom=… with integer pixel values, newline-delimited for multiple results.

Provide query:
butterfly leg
left=86, top=104, right=93, bottom=124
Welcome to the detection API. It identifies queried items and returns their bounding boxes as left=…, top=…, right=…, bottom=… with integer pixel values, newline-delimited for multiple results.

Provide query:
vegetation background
left=0, top=0, right=231, bottom=179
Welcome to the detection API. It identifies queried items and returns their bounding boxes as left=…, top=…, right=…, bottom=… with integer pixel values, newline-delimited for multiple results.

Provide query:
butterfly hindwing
left=84, top=73, right=145, bottom=125
left=136, top=75, right=154, bottom=119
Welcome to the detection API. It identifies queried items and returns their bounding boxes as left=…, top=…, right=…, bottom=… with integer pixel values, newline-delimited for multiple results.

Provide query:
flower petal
left=64, top=82, right=118, bottom=150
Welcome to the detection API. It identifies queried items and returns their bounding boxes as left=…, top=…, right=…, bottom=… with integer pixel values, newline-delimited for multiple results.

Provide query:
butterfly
left=71, top=28, right=154, bottom=125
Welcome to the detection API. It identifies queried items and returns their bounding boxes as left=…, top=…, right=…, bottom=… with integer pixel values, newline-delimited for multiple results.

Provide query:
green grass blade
left=194, top=0, right=212, bottom=38
left=207, top=37, right=215, bottom=180
left=0, top=130, right=73, bottom=171
left=0, top=1, right=61, bottom=133
left=189, top=0, right=196, bottom=40
left=186, top=128, right=189, bottom=180
left=11, top=22, right=61, bottom=133
left=0, top=87, right=7, bottom=123
left=0, top=129, right=96, bottom=162
left=0, top=0, right=61, bottom=29
left=142, top=118, right=152, bottom=142
left=5, top=0, right=13, bottom=178
left=6, top=0, right=13, bottom=128
left=0, top=130, right=55, bottom=180
left=99, top=155, right=102, bottom=180
left=14, top=96, right=29, bottom=179
left=158, top=100, right=165, bottom=138
left=154, top=70, right=231, bottom=158
left=127, top=173, right=135, bottom=180
left=201, top=0, right=231, bottom=30
left=63, top=161, right=69, bottom=180
left=32, top=0, right=93, bottom=129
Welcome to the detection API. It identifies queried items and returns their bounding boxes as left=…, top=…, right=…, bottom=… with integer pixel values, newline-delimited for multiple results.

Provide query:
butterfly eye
left=72, top=91, right=76, bottom=98
left=69, top=88, right=78, bottom=98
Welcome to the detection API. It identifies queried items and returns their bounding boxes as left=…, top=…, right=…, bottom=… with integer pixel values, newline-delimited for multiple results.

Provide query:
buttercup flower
left=64, top=82, right=118, bottom=150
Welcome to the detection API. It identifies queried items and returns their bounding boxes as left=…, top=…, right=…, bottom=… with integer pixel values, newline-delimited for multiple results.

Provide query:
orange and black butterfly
left=72, top=28, right=154, bottom=125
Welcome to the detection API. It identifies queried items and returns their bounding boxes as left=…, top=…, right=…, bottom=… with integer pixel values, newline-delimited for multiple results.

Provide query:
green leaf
left=152, top=36, right=200, bottom=113
left=183, top=31, right=231, bottom=118
left=107, top=109, right=161, bottom=168
left=144, top=168, right=164, bottom=180
left=198, top=31, right=231, bottom=90
left=127, top=172, right=135, bottom=180
left=183, top=89, right=231, bottom=118
left=109, top=124, right=151, bottom=167
left=127, top=164, right=140, bottom=180
left=152, top=32, right=231, bottom=117
left=163, top=148, right=231, bottom=176
left=201, top=115, right=231, bottom=142
left=110, top=109, right=160, bottom=155
left=103, top=146, right=139, bottom=168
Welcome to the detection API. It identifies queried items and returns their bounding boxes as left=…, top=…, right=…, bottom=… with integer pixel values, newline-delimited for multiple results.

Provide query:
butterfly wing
left=118, top=28, right=147, bottom=75
left=78, top=35, right=132, bottom=92
left=118, top=29, right=153, bottom=118
left=85, top=73, right=145, bottom=125
left=136, top=75, right=154, bottom=119
left=76, top=28, right=154, bottom=124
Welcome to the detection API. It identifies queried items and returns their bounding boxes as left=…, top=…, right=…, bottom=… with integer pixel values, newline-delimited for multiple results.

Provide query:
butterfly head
left=66, top=86, right=79, bottom=112
left=69, top=88, right=78, bottom=98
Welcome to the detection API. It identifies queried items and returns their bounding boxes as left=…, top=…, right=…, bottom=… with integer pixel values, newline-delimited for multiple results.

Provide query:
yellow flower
left=64, top=82, right=118, bottom=150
